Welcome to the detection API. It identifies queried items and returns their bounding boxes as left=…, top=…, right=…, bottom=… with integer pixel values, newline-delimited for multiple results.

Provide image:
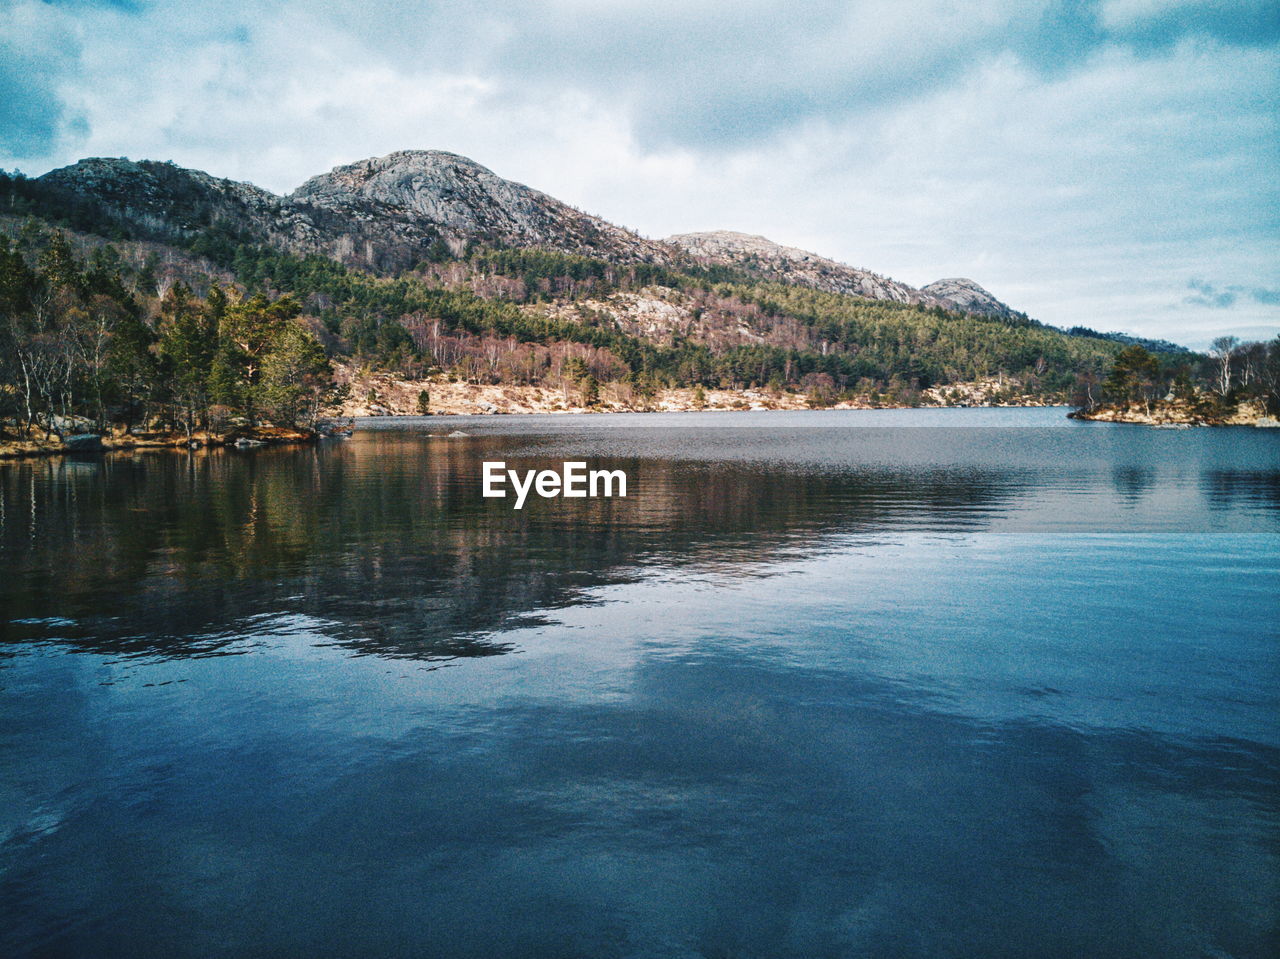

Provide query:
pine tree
left=1103, top=345, right=1161, bottom=412
left=579, top=374, right=599, bottom=407
left=159, top=283, right=215, bottom=437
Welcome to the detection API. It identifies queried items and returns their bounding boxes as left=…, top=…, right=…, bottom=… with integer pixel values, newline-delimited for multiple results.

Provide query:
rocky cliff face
left=921, top=278, right=1019, bottom=319
left=288, top=151, right=672, bottom=266
left=667, top=231, right=926, bottom=304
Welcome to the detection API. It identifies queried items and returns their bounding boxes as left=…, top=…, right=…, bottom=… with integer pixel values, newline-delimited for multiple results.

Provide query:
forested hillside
left=0, top=152, right=1240, bottom=442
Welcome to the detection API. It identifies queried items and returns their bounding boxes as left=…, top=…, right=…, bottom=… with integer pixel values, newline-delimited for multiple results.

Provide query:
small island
left=1069, top=341, right=1280, bottom=427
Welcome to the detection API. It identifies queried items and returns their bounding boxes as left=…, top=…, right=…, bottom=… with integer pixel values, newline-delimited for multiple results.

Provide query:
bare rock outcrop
left=290, top=151, right=672, bottom=265
left=666, top=230, right=1021, bottom=320
left=921, top=277, right=1019, bottom=319
left=667, top=230, right=925, bottom=304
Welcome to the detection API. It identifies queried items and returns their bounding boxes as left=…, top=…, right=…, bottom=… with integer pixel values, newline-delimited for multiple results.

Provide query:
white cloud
left=1, top=0, right=1276, bottom=347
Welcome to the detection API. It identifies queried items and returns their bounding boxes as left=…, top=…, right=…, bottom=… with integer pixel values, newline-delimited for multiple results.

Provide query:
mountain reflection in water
left=1, top=410, right=1277, bottom=959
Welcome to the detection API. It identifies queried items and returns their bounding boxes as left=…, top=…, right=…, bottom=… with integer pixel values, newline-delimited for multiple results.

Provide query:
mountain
left=2, top=150, right=1137, bottom=431
left=36, top=152, right=1024, bottom=321
left=667, top=231, right=1019, bottom=319
left=287, top=151, right=672, bottom=266
left=36, top=151, right=672, bottom=272
left=38, top=156, right=280, bottom=237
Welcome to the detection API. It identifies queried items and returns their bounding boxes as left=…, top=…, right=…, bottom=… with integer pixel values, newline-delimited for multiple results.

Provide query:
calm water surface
left=2, top=409, right=1278, bottom=957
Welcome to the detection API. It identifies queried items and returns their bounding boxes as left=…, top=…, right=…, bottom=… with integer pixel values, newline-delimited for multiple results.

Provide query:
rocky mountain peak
left=36, top=157, right=281, bottom=240
left=40, top=157, right=277, bottom=211
left=288, top=150, right=672, bottom=264
left=289, top=150, right=506, bottom=210
left=667, top=230, right=822, bottom=264
left=921, top=278, right=1018, bottom=319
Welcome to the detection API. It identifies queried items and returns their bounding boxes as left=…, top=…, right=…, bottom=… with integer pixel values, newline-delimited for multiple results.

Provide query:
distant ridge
left=666, top=230, right=1020, bottom=318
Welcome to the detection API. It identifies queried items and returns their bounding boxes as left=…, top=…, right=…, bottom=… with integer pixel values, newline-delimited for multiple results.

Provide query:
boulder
left=47, top=414, right=97, bottom=433
left=65, top=433, right=104, bottom=452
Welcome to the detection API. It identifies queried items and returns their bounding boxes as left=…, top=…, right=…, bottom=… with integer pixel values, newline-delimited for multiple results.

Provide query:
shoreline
left=0, top=425, right=317, bottom=461
left=1069, top=399, right=1278, bottom=428
left=0, top=404, right=1061, bottom=461
left=335, top=364, right=1062, bottom=418
left=10, top=398, right=1275, bottom=462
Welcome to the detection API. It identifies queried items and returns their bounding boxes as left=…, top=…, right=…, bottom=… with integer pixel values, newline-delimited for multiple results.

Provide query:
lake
left=1, top=408, right=1277, bottom=958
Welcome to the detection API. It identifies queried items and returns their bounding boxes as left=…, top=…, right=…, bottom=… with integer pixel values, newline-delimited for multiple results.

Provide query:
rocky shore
left=336, top=364, right=1062, bottom=417
left=1070, top=399, right=1278, bottom=427
left=345, top=376, right=822, bottom=416
left=0, top=424, right=317, bottom=460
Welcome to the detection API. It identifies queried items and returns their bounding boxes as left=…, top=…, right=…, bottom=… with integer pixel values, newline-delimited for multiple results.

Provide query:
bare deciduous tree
left=1211, top=336, right=1239, bottom=396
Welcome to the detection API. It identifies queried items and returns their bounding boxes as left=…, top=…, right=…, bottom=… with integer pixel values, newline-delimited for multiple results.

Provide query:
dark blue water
left=2, top=409, right=1277, bottom=957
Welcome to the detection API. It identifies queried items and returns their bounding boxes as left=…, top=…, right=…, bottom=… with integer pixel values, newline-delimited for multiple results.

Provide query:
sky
left=2, top=0, right=1277, bottom=348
